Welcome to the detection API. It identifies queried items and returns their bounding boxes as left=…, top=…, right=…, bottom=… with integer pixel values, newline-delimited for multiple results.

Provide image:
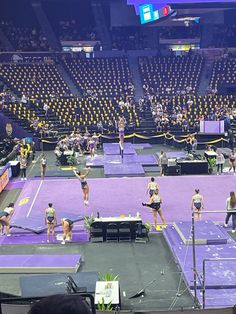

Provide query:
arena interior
left=0, top=0, right=236, bottom=313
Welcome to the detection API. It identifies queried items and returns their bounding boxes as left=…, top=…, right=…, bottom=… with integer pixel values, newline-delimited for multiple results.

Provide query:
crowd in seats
left=111, top=27, right=147, bottom=50
left=1, top=21, right=50, bottom=51
left=44, top=96, right=140, bottom=132
left=159, top=25, right=201, bottom=39
left=63, top=57, right=134, bottom=98
left=43, top=0, right=96, bottom=42
left=148, top=94, right=236, bottom=132
left=212, top=24, right=236, bottom=48
left=139, top=53, right=204, bottom=96
left=210, top=57, right=236, bottom=93
left=0, top=62, right=71, bottom=100
left=58, top=20, right=97, bottom=41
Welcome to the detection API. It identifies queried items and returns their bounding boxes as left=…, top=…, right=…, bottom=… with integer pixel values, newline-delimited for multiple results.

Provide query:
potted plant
left=144, top=223, right=152, bottom=233
left=98, top=272, right=119, bottom=281
left=97, top=298, right=112, bottom=311
left=83, top=213, right=95, bottom=234
left=208, top=157, right=216, bottom=174
left=66, top=155, right=76, bottom=166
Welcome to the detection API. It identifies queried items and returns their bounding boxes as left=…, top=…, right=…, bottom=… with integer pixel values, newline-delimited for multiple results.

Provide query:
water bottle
left=97, top=212, right=100, bottom=218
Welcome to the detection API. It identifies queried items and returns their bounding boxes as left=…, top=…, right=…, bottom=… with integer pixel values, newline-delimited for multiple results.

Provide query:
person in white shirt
left=224, top=191, right=236, bottom=233
left=216, top=152, right=225, bottom=174
left=41, top=154, right=47, bottom=179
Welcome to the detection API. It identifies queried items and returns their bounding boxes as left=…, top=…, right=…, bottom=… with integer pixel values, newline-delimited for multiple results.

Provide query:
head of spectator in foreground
left=28, top=294, right=91, bottom=314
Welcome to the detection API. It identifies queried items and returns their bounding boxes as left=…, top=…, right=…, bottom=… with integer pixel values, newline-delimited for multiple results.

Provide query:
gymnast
left=41, top=154, right=47, bottom=179
left=0, top=203, right=14, bottom=236
left=191, top=189, right=204, bottom=220
left=147, top=177, right=159, bottom=197
left=61, top=218, right=74, bottom=245
left=87, top=137, right=95, bottom=159
left=118, top=116, right=126, bottom=145
left=142, top=190, right=166, bottom=228
left=45, top=203, right=57, bottom=242
left=73, top=168, right=90, bottom=206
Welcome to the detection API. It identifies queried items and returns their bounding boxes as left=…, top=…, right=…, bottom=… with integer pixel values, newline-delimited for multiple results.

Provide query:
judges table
left=177, top=160, right=208, bottom=175
left=94, top=216, right=142, bottom=241
left=95, top=281, right=120, bottom=308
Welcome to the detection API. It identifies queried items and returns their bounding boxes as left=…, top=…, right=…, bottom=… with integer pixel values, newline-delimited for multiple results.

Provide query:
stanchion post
left=191, top=210, right=198, bottom=308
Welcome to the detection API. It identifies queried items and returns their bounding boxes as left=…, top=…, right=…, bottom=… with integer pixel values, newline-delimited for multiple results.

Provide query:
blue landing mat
left=196, top=289, right=236, bottom=308
left=104, top=163, right=145, bottom=177
left=163, top=226, right=236, bottom=289
left=103, top=143, right=136, bottom=155
left=156, top=151, right=188, bottom=159
left=86, top=154, right=157, bottom=167
left=174, top=221, right=230, bottom=245
left=132, top=143, right=152, bottom=149
left=11, top=213, right=84, bottom=234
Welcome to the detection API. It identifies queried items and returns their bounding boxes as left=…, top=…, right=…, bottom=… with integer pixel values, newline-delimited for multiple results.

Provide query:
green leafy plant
left=97, top=298, right=112, bottom=311
left=83, top=213, right=95, bottom=232
left=207, top=157, right=216, bottom=173
left=144, top=223, right=152, bottom=232
left=66, top=155, right=76, bottom=166
left=98, top=272, right=119, bottom=281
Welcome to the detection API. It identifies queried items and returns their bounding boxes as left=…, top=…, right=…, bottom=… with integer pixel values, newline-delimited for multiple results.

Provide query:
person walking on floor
left=224, top=191, right=236, bottom=233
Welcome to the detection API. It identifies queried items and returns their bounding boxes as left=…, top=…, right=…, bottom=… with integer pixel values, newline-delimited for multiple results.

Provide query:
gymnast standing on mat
left=61, top=218, right=73, bottom=244
left=142, top=190, right=166, bottom=228
left=118, top=116, right=126, bottom=145
left=41, top=154, right=47, bottom=180
left=73, top=168, right=90, bottom=206
left=191, top=189, right=204, bottom=220
left=45, top=203, right=57, bottom=242
left=147, top=177, right=159, bottom=197
left=88, top=137, right=95, bottom=159
left=0, top=203, right=14, bottom=236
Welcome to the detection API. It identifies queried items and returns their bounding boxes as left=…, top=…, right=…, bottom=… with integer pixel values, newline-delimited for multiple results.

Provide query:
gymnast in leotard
left=142, top=190, right=166, bottom=228
left=0, top=203, right=14, bottom=236
left=118, top=116, right=126, bottom=145
left=73, top=168, right=90, bottom=206
left=147, top=177, right=159, bottom=197
left=87, top=138, right=95, bottom=159
left=45, top=203, right=57, bottom=242
left=61, top=218, right=74, bottom=245
left=191, top=189, right=204, bottom=220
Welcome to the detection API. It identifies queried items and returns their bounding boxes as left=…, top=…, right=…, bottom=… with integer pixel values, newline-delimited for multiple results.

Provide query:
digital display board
left=129, top=0, right=236, bottom=4
left=139, top=3, right=172, bottom=24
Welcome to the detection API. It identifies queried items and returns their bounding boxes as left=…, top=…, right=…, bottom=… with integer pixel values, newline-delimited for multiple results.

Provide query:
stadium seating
left=111, top=27, right=147, bottom=50
left=139, top=54, right=204, bottom=95
left=0, top=63, right=71, bottom=99
left=210, top=57, right=236, bottom=93
left=153, top=95, right=236, bottom=131
left=159, top=25, right=201, bottom=39
left=44, top=96, right=140, bottom=131
left=63, top=57, right=134, bottom=98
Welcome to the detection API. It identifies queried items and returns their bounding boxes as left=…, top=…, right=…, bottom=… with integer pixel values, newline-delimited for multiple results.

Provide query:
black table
left=177, top=160, right=208, bottom=175
left=94, top=217, right=142, bottom=241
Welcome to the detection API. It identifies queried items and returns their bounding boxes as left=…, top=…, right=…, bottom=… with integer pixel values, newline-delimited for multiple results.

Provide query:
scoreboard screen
left=128, top=0, right=236, bottom=4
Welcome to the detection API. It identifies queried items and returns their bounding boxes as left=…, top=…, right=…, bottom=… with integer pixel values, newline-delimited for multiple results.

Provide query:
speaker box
left=166, top=165, right=181, bottom=176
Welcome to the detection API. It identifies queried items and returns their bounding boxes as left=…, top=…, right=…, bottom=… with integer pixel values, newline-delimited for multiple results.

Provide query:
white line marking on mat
left=26, top=180, right=43, bottom=217
left=123, top=291, right=126, bottom=297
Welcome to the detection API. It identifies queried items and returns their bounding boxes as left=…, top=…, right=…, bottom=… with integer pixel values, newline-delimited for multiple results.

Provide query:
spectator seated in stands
left=1, top=20, right=50, bottom=51
left=139, top=53, right=204, bottom=96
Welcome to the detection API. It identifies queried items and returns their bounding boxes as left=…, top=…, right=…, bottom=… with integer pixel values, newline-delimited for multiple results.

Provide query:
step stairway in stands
left=56, top=63, right=81, bottom=97
left=128, top=55, right=143, bottom=100
left=197, top=59, right=214, bottom=96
